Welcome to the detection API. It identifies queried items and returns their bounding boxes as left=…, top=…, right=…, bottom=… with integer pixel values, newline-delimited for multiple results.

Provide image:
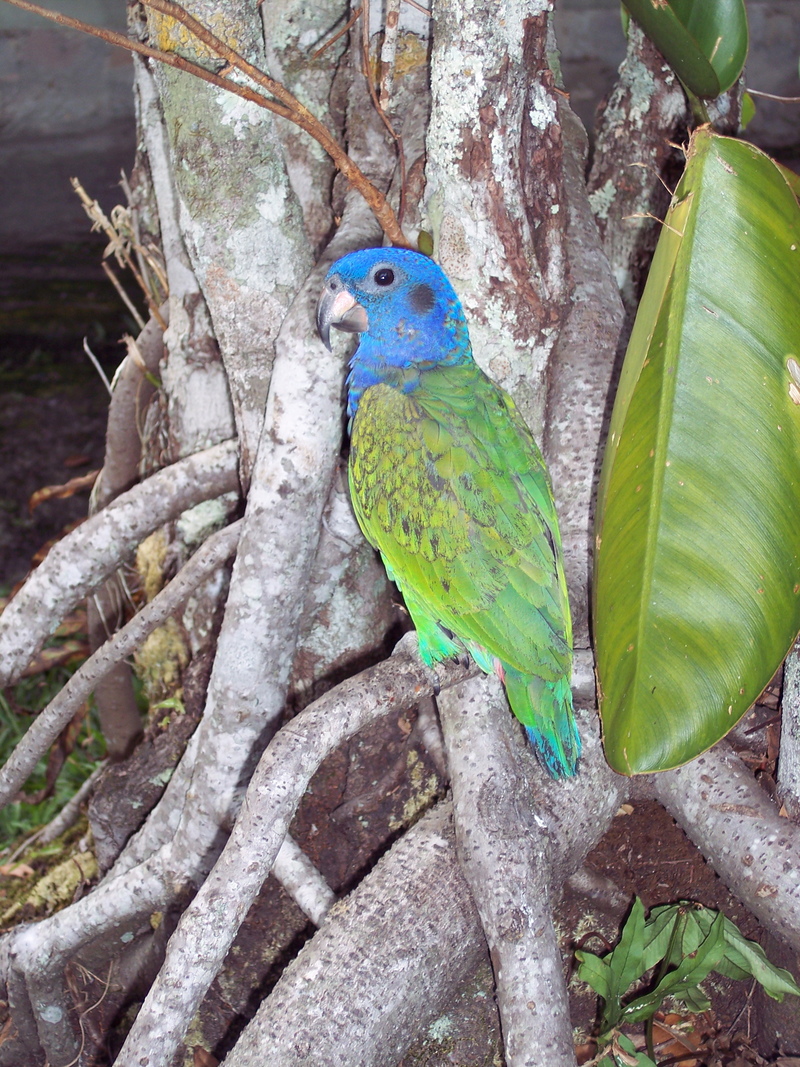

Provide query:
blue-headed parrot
left=316, top=247, right=579, bottom=778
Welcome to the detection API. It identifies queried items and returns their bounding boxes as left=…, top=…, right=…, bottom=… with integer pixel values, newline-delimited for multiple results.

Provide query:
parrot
left=316, top=246, right=579, bottom=778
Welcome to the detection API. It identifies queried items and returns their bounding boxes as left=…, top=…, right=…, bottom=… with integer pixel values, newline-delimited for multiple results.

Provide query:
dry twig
left=71, top=178, right=167, bottom=329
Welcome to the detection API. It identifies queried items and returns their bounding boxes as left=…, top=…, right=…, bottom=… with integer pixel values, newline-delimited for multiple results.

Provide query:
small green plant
left=0, top=666, right=106, bottom=850
left=576, top=896, right=800, bottom=1067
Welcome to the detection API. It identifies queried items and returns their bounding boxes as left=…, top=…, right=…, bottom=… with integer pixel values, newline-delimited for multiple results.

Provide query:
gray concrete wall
left=0, top=0, right=136, bottom=251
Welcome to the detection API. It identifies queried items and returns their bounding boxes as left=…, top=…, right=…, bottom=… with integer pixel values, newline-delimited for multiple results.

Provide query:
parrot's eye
left=374, top=268, right=395, bottom=287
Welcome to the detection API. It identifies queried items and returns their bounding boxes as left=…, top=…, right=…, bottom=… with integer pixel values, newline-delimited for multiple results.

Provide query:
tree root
left=226, top=800, right=486, bottom=1067
left=88, top=310, right=166, bottom=760
left=0, top=635, right=468, bottom=1066
left=0, top=439, right=239, bottom=688
left=0, top=521, right=242, bottom=808
left=224, top=690, right=624, bottom=1067
left=439, top=674, right=626, bottom=1067
left=114, top=635, right=474, bottom=1067
left=654, top=742, right=800, bottom=952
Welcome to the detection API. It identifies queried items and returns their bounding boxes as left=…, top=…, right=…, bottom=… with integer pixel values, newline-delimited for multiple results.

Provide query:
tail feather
left=504, top=669, right=580, bottom=779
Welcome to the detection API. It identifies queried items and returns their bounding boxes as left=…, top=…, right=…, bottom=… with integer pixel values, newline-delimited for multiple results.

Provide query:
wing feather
left=349, top=365, right=571, bottom=678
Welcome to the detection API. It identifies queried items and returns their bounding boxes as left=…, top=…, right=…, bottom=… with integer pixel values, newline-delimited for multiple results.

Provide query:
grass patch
left=0, top=661, right=106, bottom=853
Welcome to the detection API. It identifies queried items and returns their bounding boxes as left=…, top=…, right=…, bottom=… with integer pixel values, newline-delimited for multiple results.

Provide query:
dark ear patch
left=409, top=283, right=435, bottom=315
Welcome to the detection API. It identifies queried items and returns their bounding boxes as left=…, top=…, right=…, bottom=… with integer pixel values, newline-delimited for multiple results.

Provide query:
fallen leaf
left=650, top=1012, right=704, bottom=1067
left=54, top=608, right=88, bottom=639
left=21, top=640, right=89, bottom=678
left=0, top=864, right=34, bottom=879
left=193, top=1047, right=219, bottom=1067
left=0, top=1015, right=13, bottom=1048
left=575, top=1040, right=597, bottom=1065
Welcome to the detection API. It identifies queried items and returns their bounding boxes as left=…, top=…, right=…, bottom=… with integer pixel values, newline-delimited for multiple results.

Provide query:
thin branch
left=39, top=760, right=109, bottom=844
left=82, top=338, right=112, bottom=397
left=0, top=0, right=291, bottom=113
left=310, top=6, right=362, bottom=60
left=0, top=522, right=242, bottom=809
left=746, top=88, right=800, bottom=103
left=0, top=0, right=410, bottom=246
left=0, top=761, right=108, bottom=866
left=272, top=836, right=335, bottom=925
left=360, top=0, right=408, bottom=223
left=379, top=0, right=401, bottom=110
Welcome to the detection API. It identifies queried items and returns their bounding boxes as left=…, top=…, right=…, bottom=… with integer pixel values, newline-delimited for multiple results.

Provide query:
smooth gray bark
left=655, top=743, right=800, bottom=953
left=0, top=440, right=239, bottom=688
left=0, top=523, right=241, bottom=808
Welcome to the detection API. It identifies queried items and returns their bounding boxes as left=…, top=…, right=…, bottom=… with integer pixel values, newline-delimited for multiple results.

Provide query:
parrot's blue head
left=316, top=247, right=473, bottom=417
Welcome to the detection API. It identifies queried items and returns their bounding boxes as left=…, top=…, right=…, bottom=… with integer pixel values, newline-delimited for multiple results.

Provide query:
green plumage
left=318, top=246, right=579, bottom=778
left=349, top=363, right=577, bottom=775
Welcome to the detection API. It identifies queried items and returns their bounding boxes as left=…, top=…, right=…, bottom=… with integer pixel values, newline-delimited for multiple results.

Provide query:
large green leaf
left=594, top=128, right=800, bottom=773
left=623, top=0, right=748, bottom=97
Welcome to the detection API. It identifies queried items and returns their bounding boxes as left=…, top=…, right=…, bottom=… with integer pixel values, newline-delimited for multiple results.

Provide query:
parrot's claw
left=392, top=632, right=443, bottom=694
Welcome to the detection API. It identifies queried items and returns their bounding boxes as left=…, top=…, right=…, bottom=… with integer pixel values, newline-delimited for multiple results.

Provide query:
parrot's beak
left=316, top=277, right=369, bottom=351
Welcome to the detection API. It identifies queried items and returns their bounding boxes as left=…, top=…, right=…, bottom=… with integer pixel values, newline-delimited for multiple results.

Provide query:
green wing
left=349, top=363, right=572, bottom=683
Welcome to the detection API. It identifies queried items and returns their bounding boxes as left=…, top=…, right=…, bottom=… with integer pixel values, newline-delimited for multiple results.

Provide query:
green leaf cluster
left=623, top=0, right=748, bottom=98
left=576, top=897, right=800, bottom=1067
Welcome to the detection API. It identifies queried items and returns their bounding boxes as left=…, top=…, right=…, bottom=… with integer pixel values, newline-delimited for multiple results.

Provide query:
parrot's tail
left=504, top=669, right=580, bottom=779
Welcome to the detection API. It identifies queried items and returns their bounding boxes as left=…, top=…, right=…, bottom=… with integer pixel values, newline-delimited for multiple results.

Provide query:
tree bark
left=0, top=522, right=241, bottom=807
left=587, top=23, right=687, bottom=315
left=425, top=0, right=570, bottom=434
left=0, top=440, right=239, bottom=687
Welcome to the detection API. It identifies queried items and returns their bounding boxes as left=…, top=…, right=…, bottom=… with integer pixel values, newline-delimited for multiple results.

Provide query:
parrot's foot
left=392, top=631, right=443, bottom=694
